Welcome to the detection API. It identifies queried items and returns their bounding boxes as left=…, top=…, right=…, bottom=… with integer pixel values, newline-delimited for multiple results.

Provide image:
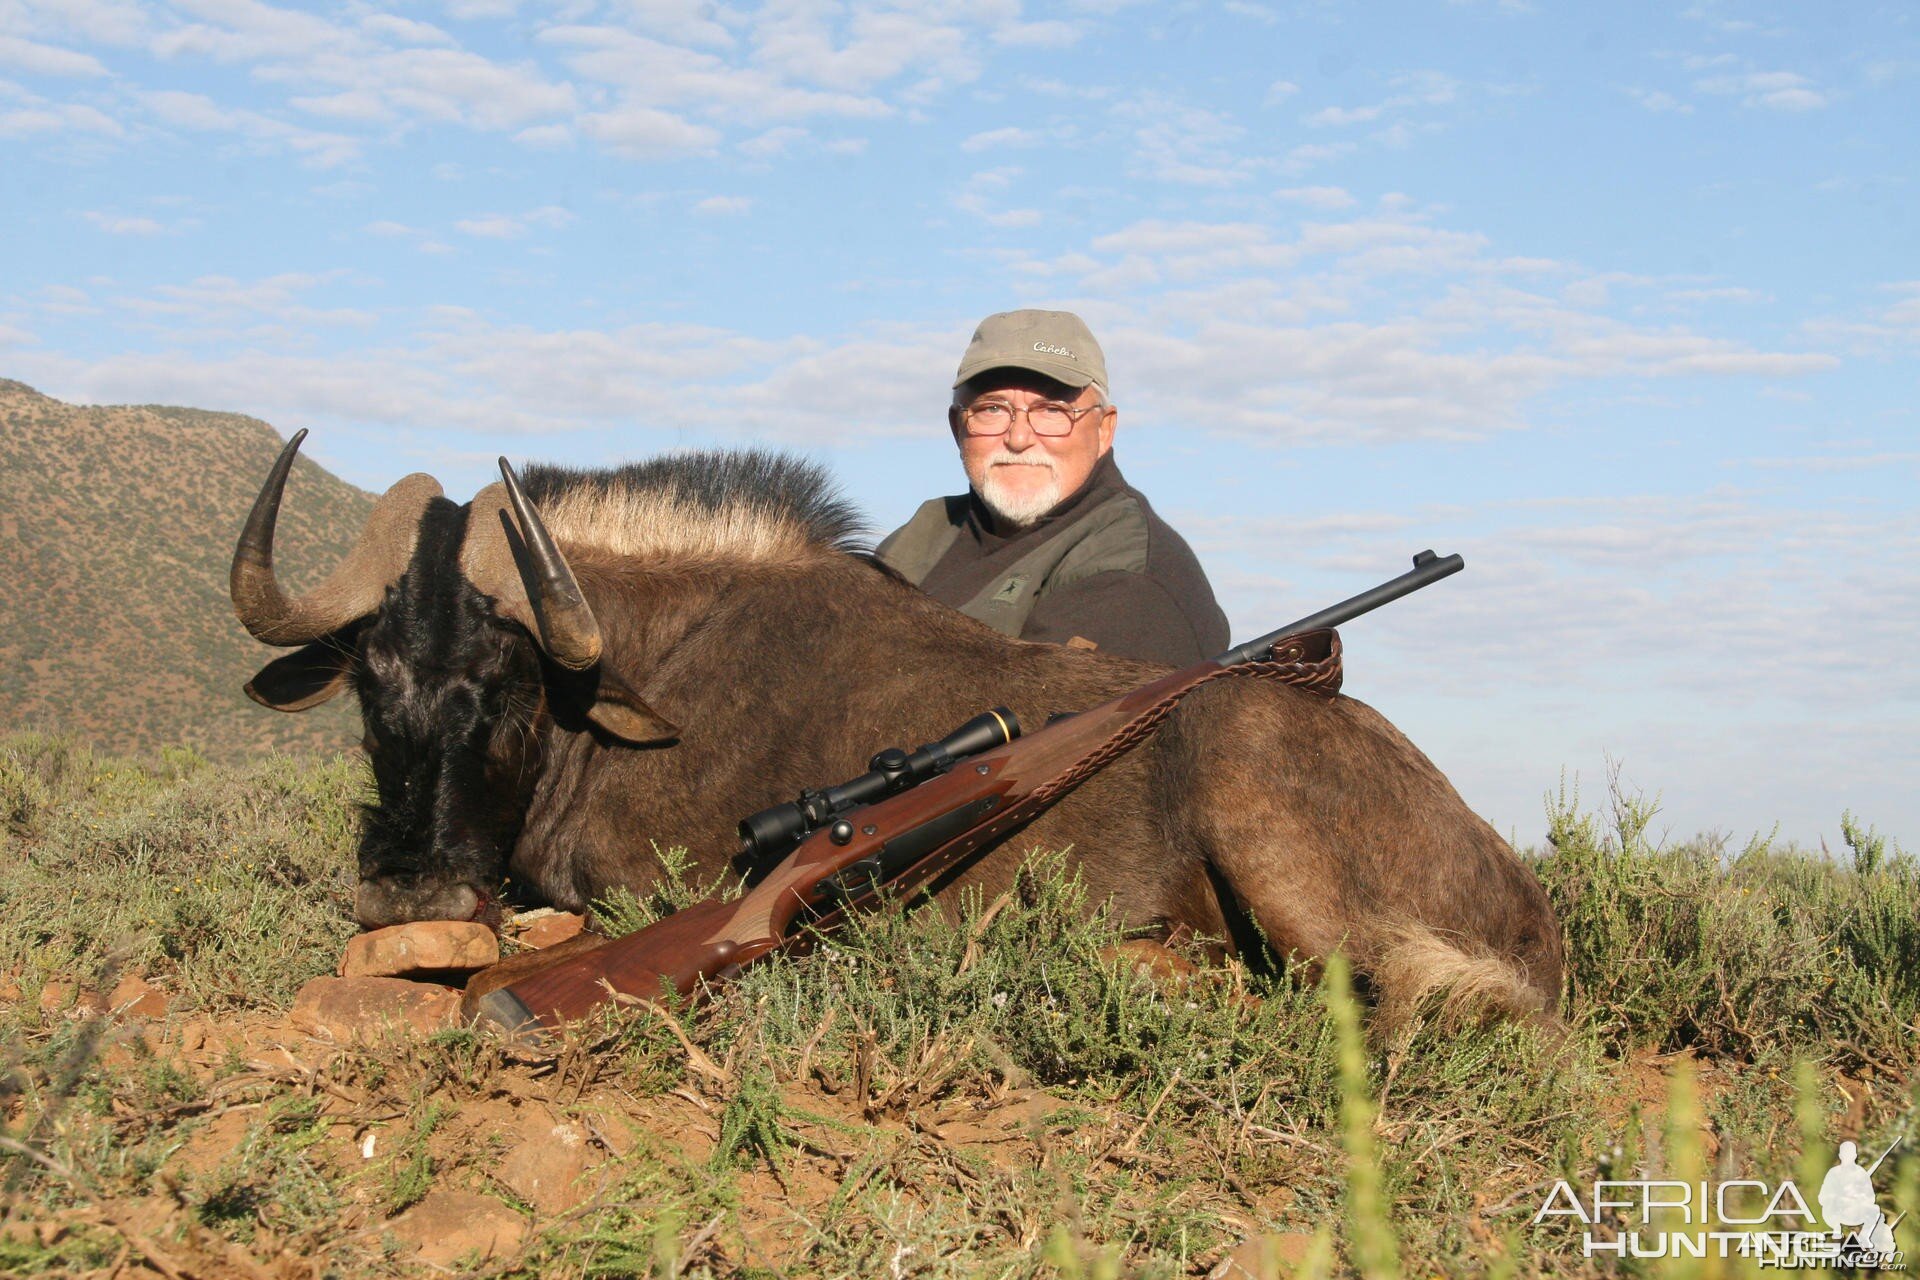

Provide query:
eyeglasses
left=959, top=399, right=1104, bottom=437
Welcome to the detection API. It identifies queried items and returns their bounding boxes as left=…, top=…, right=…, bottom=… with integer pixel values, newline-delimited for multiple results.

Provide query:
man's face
left=950, top=371, right=1117, bottom=528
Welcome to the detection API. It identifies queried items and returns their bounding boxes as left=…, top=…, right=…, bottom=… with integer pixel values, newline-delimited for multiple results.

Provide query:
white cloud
left=1192, top=487, right=1919, bottom=843
left=613, top=0, right=740, bottom=49
left=577, top=104, right=721, bottom=158
left=1695, top=69, right=1828, bottom=111
left=131, top=270, right=366, bottom=313
left=961, top=125, right=1043, bottom=151
left=274, top=47, right=579, bottom=131
left=37, top=284, right=97, bottom=316
left=289, top=90, right=393, bottom=122
left=0, top=99, right=124, bottom=138
left=513, top=122, right=572, bottom=148
left=1309, top=102, right=1386, bottom=126
left=141, top=88, right=359, bottom=166
left=359, top=14, right=455, bottom=47
left=1282, top=141, right=1355, bottom=174
left=541, top=24, right=890, bottom=125
left=751, top=4, right=978, bottom=96
left=1744, top=450, right=1920, bottom=474
left=1265, top=79, right=1300, bottom=104
left=443, top=0, right=519, bottom=18
left=1307, top=70, right=1461, bottom=129
left=991, top=20, right=1082, bottom=48
left=1122, top=94, right=1255, bottom=186
left=82, top=211, right=166, bottom=235
left=1667, top=286, right=1769, bottom=304
left=16, top=0, right=154, bottom=49
left=1276, top=185, right=1356, bottom=209
left=453, top=205, right=575, bottom=238
left=1802, top=281, right=1920, bottom=351
left=1623, top=85, right=1692, bottom=114
left=0, top=34, right=109, bottom=76
left=152, top=0, right=355, bottom=64
left=740, top=124, right=807, bottom=156
left=692, top=194, right=751, bottom=216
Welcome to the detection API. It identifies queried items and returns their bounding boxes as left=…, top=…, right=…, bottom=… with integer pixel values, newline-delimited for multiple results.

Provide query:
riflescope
left=738, top=707, right=1019, bottom=866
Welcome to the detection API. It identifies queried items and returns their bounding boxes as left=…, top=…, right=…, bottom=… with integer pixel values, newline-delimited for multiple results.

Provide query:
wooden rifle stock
left=469, top=551, right=1461, bottom=1038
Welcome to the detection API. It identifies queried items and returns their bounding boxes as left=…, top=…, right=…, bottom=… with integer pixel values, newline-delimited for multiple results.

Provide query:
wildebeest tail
left=1363, top=917, right=1560, bottom=1034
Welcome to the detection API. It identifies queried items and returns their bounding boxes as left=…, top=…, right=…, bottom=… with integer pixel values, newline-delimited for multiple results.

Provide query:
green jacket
left=874, top=454, right=1229, bottom=665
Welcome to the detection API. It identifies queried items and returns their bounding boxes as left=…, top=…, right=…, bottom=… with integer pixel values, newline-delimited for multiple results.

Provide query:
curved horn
left=495, top=458, right=603, bottom=670
left=230, top=429, right=444, bottom=645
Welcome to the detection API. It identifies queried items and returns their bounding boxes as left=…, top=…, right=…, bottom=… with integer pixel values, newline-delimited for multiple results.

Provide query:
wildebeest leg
left=1154, top=683, right=1560, bottom=1027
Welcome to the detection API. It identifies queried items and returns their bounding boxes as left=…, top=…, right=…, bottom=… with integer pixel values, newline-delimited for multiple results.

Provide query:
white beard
left=973, top=453, right=1063, bottom=528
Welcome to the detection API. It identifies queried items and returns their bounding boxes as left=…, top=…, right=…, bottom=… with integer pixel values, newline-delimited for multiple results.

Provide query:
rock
left=498, top=1111, right=595, bottom=1215
left=517, top=912, right=587, bottom=949
left=109, top=973, right=170, bottom=1019
left=385, top=1190, right=526, bottom=1267
left=1208, top=1233, right=1319, bottom=1279
left=291, top=976, right=461, bottom=1040
left=1104, top=938, right=1202, bottom=982
left=38, top=982, right=105, bottom=1017
left=340, top=921, right=498, bottom=979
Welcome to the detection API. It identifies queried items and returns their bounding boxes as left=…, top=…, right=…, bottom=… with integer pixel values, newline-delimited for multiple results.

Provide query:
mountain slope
left=0, top=379, right=375, bottom=757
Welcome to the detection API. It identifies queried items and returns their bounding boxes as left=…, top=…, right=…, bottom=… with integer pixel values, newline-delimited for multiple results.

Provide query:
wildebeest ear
left=245, top=640, right=354, bottom=712
left=585, top=667, right=679, bottom=745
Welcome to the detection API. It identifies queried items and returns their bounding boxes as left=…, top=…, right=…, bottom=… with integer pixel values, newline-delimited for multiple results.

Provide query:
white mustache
left=983, top=451, right=1056, bottom=474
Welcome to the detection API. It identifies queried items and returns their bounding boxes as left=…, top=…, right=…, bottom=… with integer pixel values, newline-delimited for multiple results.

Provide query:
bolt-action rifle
left=470, top=550, right=1464, bottom=1037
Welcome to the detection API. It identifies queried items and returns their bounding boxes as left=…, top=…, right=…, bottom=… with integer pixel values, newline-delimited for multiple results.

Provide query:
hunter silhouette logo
left=1534, top=1136, right=1907, bottom=1268
left=1820, top=1140, right=1903, bottom=1258
left=992, top=575, right=1028, bottom=604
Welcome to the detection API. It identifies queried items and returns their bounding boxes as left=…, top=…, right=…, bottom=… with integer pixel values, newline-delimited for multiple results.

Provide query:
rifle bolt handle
left=828, top=820, right=855, bottom=846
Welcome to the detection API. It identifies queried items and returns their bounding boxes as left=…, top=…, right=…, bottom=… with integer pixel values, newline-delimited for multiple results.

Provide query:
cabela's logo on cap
left=1033, top=341, right=1076, bottom=359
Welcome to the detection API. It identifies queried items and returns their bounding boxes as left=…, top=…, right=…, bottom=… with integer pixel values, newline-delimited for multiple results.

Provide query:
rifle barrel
left=1864, top=1136, right=1902, bottom=1178
left=1214, top=550, right=1463, bottom=668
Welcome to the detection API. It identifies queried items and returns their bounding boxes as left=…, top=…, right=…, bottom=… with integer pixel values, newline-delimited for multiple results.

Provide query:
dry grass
left=1, top=733, right=1916, bottom=1277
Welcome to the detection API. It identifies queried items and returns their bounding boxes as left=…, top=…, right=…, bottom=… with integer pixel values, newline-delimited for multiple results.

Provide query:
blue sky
left=3, top=0, right=1915, bottom=850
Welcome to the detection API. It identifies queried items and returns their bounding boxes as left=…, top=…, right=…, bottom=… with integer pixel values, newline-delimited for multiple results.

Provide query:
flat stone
left=38, top=982, right=105, bottom=1017
left=340, top=921, right=498, bottom=979
left=385, top=1190, right=526, bottom=1268
left=109, top=973, right=170, bottom=1019
left=517, top=912, right=587, bottom=949
left=498, top=1110, right=595, bottom=1215
left=1208, top=1233, right=1319, bottom=1279
left=1103, top=938, right=1201, bottom=982
left=291, top=976, right=461, bottom=1040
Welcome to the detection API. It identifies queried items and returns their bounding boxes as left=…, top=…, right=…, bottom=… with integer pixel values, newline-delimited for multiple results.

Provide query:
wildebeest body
left=233, top=445, right=1564, bottom=1020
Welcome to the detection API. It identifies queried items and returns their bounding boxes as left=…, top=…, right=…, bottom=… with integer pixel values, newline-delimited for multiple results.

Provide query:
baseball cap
left=953, top=309, right=1108, bottom=391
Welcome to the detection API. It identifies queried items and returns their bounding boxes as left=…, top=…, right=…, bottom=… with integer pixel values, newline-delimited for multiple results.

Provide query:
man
left=876, top=309, right=1229, bottom=666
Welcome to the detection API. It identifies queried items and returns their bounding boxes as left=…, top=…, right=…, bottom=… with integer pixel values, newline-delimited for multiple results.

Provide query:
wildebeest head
left=229, top=431, right=676, bottom=928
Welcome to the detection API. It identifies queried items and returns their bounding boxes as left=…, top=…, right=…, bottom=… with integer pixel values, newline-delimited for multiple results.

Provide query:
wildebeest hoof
left=355, top=878, right=496, bottom=930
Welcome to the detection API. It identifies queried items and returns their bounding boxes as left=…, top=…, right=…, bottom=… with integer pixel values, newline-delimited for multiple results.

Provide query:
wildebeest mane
left=516, top=449, right=871, bottom=565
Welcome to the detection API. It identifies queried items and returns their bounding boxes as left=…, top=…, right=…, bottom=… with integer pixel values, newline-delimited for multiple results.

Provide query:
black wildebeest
left=232, top=433, right=1563, bottom=1022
